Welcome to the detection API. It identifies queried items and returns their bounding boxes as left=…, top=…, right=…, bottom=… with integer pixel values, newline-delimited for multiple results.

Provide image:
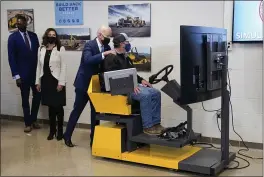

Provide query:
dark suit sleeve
left=7, top=35, right=19, bottom=77
left=82, top=42, right=103, bottom=65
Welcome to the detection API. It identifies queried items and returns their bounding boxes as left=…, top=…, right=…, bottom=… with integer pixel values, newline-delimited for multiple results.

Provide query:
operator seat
left=100, top=72, right=141, bottom=114
left=88, top=73, right=140, bottom=116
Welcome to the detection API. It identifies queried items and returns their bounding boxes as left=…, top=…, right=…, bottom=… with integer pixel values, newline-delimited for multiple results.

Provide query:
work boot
left=143, top=126, right=161, bottom=135
left=154, top=124, right=165, bottom=132
left=56, top=115, right=64, bottom=141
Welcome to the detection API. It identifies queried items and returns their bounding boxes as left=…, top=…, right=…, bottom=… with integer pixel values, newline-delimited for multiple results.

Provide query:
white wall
left=1, top=1, right=262, bottom=143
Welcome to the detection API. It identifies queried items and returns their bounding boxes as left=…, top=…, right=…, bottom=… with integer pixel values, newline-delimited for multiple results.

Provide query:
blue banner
left=54, top=0, right=83, bottom=25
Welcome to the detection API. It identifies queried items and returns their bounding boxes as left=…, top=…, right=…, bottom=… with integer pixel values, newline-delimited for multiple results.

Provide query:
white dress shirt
left=19, top=30, right=32, bottom=49
left=96, top=38, right=105, bottom=59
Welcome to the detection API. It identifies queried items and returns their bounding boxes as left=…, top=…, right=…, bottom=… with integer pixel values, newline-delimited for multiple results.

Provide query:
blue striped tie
left=24, top=32, right=30, bottom=50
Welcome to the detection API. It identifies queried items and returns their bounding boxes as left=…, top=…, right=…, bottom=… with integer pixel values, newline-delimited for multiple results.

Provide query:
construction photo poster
left=127, top=46, right=151, bottom=72
left=54, top=28, right=90, bottom=51
left=7, top=9, right=34, bottom=32
left=108, top=3, right=151, bottom=37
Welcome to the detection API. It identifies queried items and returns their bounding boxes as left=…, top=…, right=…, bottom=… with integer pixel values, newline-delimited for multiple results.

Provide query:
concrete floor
left=1, top=119, right=263, bottom=176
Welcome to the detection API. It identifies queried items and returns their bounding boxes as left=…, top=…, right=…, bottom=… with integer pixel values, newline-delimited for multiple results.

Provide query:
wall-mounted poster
left=7, top=9, right=34, bottom=32
left=127, top=47, right=151, bottom=72
left=108, top=3, right=151, bottom=37
left=55, top=28, right=90, bottom=51
left=54, top=0, right=83, bottom=25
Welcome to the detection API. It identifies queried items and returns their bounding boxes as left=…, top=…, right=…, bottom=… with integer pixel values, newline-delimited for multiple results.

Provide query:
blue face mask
left=125, top=43, right=131, bottom=52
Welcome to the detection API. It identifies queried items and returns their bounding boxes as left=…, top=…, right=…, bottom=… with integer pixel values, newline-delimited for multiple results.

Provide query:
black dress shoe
left=63, top=136, right=74, bottom=147
left=57, top=129, right=63, bottom=141
left=47, top=132, right=55, bottom=140
left=57, top=134, right=63, bottom=141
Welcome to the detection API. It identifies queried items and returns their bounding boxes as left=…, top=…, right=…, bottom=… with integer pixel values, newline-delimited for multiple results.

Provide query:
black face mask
left=47, top=37, right=56, bottom=44
left=102, top=37, right=110, bottom=45
left=17, top=24, right=26, bottom=32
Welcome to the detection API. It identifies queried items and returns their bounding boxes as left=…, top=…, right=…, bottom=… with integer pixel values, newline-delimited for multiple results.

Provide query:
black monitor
left=180, top=25, right=228, bottom=105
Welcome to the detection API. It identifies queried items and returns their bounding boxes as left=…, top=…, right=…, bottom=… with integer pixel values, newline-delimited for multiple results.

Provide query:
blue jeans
left=131, top=85, right=161, bottom=128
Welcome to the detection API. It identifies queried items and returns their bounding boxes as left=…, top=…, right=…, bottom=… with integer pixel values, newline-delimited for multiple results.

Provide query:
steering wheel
left=149, top=65, right=174, bottom=84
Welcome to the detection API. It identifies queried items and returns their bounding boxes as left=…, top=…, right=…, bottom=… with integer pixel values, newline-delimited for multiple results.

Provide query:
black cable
left=216, top=111, right=221, bottom=132
left=197, top=67, right=262, bottom=171
left=238, top=149, right=263, bottom=160
left=201, top=101, right=221, bottom=112
left=227, top=70, right=231, bottom=96
left=192, top=142, right=220, bottom=149
left=193, top=141, right=250, bottom=170
left=198, top=69, right=257, bottom=170
left=214, top=101, right=252, bottom=170
left=227, top=70, right=263, bottom=160
left=226, top=156, right=250, bottom=170
left=226, top=160, right=239, bottom=169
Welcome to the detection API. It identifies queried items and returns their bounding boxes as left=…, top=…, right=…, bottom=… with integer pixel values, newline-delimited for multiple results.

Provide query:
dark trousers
left=48, top=106, right=64, bottom=133
left=20, top=82, right=41, bottom=126
left=64, top=88, right=99, bottom=145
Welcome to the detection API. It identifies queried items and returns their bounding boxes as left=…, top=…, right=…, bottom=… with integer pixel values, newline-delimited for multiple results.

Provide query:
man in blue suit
left=7, top=15, right=41, bottom=133
left=63, top=26, right=116, bottom=147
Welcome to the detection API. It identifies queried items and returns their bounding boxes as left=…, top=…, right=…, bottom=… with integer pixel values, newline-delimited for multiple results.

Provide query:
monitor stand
left=158, top=58, right=236, bottom=173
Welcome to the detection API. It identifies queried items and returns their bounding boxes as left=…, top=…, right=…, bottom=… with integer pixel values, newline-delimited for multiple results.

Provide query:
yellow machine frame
left=88, top=75, right=132, bottom=115
left=88, top=75, right=235, bottom=176
left=92, top=122, right=201, bottom=170
left=88, top=75, right=201, bottom=170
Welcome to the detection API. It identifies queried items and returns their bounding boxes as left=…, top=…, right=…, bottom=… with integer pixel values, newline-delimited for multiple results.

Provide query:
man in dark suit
left=63, top=26, right=116, bottom=147
left=7, top=15, right=41, bottom=133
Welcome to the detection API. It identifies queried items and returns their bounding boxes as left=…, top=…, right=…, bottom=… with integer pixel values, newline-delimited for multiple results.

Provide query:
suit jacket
left=35, top=46, right=66, bottom=86
left=74, top=38, right=111, bottom=92
left=8, top=30, right=40, bottom=84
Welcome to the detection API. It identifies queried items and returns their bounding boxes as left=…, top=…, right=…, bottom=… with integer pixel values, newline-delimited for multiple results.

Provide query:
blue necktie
left=24, top=32, right=30, bottom=50
left=101, top=45, right=104, bottom=52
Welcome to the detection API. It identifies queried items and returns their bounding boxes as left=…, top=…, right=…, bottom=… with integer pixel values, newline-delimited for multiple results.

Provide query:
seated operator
left=101, top=33, right=164, bottom=135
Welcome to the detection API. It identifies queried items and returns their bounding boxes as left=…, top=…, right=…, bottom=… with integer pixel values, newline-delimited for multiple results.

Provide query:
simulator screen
left=232, top=1, right=263, bottom=42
